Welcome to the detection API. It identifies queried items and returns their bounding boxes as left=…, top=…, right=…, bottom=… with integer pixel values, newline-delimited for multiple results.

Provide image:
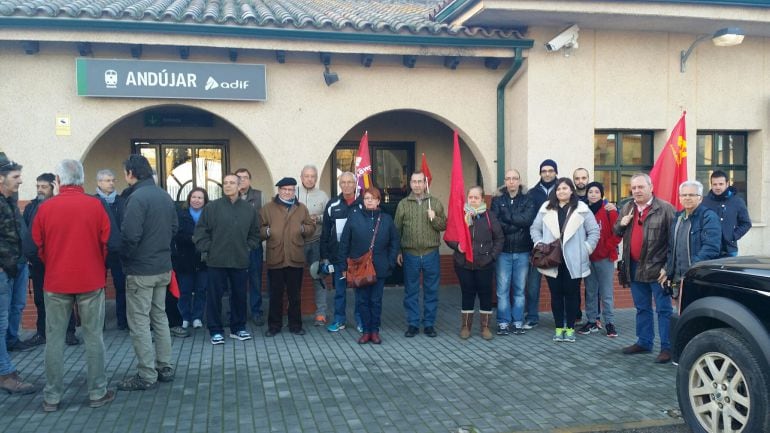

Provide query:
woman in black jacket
left=446, top=186, right=504, bottom=340
left=340, top=188, right=399, bottom=345
left=173, top=187, right=209, bottom=331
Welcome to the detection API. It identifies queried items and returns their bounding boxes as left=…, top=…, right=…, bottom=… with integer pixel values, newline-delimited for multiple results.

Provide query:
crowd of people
left=0, top=152, right=752, bottom=411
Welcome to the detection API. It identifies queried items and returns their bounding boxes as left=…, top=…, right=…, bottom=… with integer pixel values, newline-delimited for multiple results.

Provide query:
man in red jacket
left=32, top=159, right=115, bottom=412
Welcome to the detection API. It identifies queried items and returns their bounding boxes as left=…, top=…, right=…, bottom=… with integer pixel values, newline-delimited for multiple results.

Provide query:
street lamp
left=681, top=27, right=744, bottom=73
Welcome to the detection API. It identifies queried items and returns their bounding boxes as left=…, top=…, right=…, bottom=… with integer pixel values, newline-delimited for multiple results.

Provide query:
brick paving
left=2, top=286, right=680, bottom=433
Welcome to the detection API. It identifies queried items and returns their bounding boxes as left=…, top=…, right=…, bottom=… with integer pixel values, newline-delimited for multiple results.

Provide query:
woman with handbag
left=446, top=186, right=504, bottom=340
left=339, top=188, right=399, bottom=345
left=530, top=178, right=599, bottom=343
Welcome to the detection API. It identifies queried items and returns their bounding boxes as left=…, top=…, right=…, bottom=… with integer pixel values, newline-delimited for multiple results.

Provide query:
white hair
left=679, top=180, right=704, bottom=196
left=96, top=169, right=115, bottom=181
left=56, top=159, right=84, bottom=186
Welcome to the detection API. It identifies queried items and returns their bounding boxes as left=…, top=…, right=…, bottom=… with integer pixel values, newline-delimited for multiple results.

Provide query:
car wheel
left=677, top=328, right=770, bottom=433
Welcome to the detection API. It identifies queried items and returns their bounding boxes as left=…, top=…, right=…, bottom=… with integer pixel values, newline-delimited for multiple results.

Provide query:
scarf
left=279, top=196, right=296, bottom=208
left=463, top=203, right=487, bottom=226
left=189, top=207, right=202, bottom=224
left=96, top=188, right=117, bottom=204
left=588, top=200, right=603, bottom=215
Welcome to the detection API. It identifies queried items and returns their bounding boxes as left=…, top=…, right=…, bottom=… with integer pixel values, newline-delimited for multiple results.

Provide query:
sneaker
left=42, top=400, right=59, bottom=412
left=512, top=324, right=526, bottom=335
left=523, top=321, right=538, bottom=330
left=117, top=374, right=157, bottom=391
left=564, top=328, right=576, bottom=342
left=21, top=333, right=46, bottom=347
left=606, top=323, right=618, bottom=338
left=356, top=324, right=364, bottom=334
left=314, top=315, right=326, bottom=326
left=496, top=323, right=510, bottom=336
left=596, top=319, right=603, bottom=330
left=577, top=322, right=599, bottom=335
left=181, top=320, right=190, bottom=329
left=230, top=330, right=252, bottom=341
left=552, top=328, right=564, bottom=342
left=192, top=319, right=203, bottom=329
left=7, top=339, right=36, bottom=352
left=327, top=322, right=346, bottom=332
left=89, top=389, right=116, bottom=408
left=210, top=334, right=225, bottom=345
left=156, top=367, right=174, bottom=383
left=170, top=326, right=189, bottom=338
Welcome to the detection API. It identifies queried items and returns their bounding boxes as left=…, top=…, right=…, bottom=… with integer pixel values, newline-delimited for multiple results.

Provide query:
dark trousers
left=455, top=265, right=494, bottom=312
left=267, top=267, right=303, bottom=333
left=206, top=267, right=248, bottom=335
left=545, top=263, right=581, bottom=329
left=357, top=278, right=385, bottom=333
left=30, top=261, right=75, bottom=337
left=107, top=257, right=127, bottom=328
left=165, top=289, right=183, bottom=328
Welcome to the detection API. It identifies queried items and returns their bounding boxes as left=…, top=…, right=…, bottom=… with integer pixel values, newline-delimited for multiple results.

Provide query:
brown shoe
left=655, top=350, right=672, bottom=364
left=621, top=343, right=651, bottom=355
left=89, top=389, right=116, bottom=408
left=0, top=372, right=38, bottom=395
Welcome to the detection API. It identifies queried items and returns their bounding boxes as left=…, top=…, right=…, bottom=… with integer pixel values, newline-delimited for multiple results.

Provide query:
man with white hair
left=32, top=159, right=115, bottom=411
left=297, top=165, right=330, bottom=326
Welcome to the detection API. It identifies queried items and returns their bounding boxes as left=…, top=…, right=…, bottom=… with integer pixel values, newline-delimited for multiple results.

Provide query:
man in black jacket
left=491, top=169, right=536, bottom=335
left=701, top=170, right=752, bottom=257
left=117, top=155, right=178, bottom=391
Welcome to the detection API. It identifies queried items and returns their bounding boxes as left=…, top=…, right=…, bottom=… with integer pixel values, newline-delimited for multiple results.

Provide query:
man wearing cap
left=297, top=165, right=330, bottom=326
left=0, top=154, right=37, bottom=394
left=194, top=174, right=260, bottom=345
left=260, top=177, right=314, bottom=336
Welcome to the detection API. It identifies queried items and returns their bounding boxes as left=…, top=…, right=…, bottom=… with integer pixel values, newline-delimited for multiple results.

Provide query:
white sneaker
left=192, top=319, right=203, bottom=329
left=181, top=320, right=190, bottom=329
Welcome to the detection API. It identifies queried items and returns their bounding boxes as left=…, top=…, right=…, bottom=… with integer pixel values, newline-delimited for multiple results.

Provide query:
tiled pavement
left=1, top=286, right=682, bottom=433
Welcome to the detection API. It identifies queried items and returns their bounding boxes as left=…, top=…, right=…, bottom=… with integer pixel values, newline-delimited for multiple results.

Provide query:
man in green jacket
left=395, top=171, right=446, bottom=337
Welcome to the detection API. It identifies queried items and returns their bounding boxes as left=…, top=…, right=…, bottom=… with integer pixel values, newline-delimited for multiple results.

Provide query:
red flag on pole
left=443, top=131, right=473, bottom=263
left=420, top=153, right=433, bottom=188
left=354, top=131, right=372, bottom=197
left=649, top=112, right=688, bottom=210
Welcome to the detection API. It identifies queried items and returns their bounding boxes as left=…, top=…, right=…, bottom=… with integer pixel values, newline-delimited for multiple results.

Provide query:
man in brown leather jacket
left=613, top=173, right=675, bottom=363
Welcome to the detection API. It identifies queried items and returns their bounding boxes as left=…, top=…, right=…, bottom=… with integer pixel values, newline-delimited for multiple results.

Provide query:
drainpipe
left=496, top=47, right=525, bottom=187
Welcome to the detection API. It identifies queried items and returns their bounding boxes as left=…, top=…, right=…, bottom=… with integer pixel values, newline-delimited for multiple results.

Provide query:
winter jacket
left=613, top=196, right=675, bottom=283
left=339, top=209, right=400, bottom=279
left=297, top=185, right=329, bottom=242
left=589, top=204, right=622, bottom=262
left=194, top=197, right=260, bottom=269
left=32, top=185, right=110, bottom=294
left=173, top=207, right=206, bottom=274
left=701, top=186, right=752, bottom=256
left=120, top=178, right=178, bottom=275
left=320, top=194, right=362, bottom=265
left=260, top=197, right=315, bottom=269
left=394, top=192, right=447, bottom=256
left=527, top=182, right=555, bottom=210
left=664, top=204, right=722, bottom=278
left=446, top=210, right=504, bottom=270
left=531, top=201, right=600, bottom=279
left=93, top=194, right=124, bottom=263
left=490, top=187, right=536, bottom=253
left=0, top=194, right=24, bottom=275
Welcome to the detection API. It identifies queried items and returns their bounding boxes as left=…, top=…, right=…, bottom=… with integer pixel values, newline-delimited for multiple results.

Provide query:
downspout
left=496, top=47, right=525, bottom=187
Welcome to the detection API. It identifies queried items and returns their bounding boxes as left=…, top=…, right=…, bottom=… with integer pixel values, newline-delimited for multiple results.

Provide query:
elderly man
left=701, top=170, right=752, bottom=257
left=0, top=154, right=36, bottom=394
left=614, top=173, right=675, bottom=363
left=194, top=174, right=260, bottom=345
left=261, top=177, right=314, bottom=337
left=32, top=159, right=115, bottom=411
left=95, top=169, right=128, bottom=330
left=297, top=165, right=330, bottom=326
left=118, top=155, right=178, bottom=391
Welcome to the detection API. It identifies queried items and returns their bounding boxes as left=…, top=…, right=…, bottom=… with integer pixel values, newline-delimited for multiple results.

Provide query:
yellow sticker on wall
left=56, top=115, right=71, bottom=136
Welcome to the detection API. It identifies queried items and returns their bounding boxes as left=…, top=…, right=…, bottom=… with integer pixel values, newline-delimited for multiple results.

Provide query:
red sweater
left=32, top=185, right=110, bottom=294
left=589, top=206, right=622, bottom=262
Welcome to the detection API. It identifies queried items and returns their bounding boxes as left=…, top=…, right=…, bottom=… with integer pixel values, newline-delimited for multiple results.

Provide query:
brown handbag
left=530, top=208, right=570, bottom=268
left=346, top=216, right=380, bottom=288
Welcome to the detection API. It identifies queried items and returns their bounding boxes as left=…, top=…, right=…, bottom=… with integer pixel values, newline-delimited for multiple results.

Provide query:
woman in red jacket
left=578, top=182, right=622, bottom=338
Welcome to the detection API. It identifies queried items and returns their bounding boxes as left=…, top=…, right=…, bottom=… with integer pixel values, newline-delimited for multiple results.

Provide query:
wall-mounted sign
left=76, top=58, right=266, bottom=101
left=55, top=115, right=71, bottom=136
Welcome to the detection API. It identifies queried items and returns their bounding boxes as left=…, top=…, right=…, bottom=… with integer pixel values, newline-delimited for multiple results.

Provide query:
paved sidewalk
left=1, top=286, right=681, bottom=433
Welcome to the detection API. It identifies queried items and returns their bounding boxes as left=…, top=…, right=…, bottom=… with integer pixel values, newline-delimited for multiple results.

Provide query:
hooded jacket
left=531, top=200, right=600, bottom=279
left=664, top=204, right=722, bottom=278
left=701, top=186, right=752, bottom=256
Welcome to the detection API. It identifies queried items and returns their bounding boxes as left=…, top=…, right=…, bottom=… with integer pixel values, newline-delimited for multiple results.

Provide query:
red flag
left=420, top=153, right=433, bottom=188
left=443, top=131, right=473, bottom=263
left=650, top=112, right=688, bottom=210
left=354, top=131, right=372, bottom=197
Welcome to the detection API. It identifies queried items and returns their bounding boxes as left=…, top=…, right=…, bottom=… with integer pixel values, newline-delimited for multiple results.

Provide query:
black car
left=671, top=256, right=770, bottom=433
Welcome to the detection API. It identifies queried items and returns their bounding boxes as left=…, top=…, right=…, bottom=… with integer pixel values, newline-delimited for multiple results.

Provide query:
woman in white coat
left=530, top=178, right=600, bottom=343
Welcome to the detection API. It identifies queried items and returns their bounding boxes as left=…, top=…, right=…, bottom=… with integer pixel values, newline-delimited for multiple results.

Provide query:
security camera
left=545, top=24, right=580, bottom=52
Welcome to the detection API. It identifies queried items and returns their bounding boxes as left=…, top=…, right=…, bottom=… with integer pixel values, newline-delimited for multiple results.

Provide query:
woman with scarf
left=339, top=187, right=399, bottom=344
left=172, top=187, right=209, bottom=333
left=530, top=178, right=599, bottom=343
left=578, top=182, right=621, bottom=338
left=446, top=186, right=503, bottom=340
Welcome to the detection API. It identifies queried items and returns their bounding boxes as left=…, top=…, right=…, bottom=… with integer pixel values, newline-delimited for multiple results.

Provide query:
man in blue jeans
left=491, top=169, right=536, bottom=335
left=395, top=171, right=446, bottom=338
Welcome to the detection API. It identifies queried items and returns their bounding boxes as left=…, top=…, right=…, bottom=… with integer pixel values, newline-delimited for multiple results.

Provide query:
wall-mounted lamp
left=680, top=27, right=744, bottom=73
left=324, top=66, right=339, bottom=86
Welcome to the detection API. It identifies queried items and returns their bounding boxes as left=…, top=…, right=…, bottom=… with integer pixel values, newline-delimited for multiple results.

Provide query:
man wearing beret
left=260, top=177, right=315, bottom=337
left=194, top=174, right=261, bottom=345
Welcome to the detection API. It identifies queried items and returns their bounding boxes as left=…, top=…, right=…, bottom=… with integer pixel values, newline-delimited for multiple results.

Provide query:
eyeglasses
left=679, top=193, right=701, bottom=198
left=279, top=187, right=295, bottom=192
left=504, top=177, right=520, bottom=181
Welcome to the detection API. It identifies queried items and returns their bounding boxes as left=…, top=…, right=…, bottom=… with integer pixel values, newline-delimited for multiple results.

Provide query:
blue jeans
left=5, top=263, right=29, bottom=346
left=177, top=269, right=208, bottom=322
left=495, top=252, right=529, bottom=326
left=248, top=247, right=264, bottom=319
left=357, top=278, right=385, bottom=333
left=108, top=257, right=127, bottom=328
left=584, top=259, right=616, bottom=324
left=629, top=261, right=672, bottom=351
left=332, top=268, right=361, bottom=326
left=525, top=264, right=542, bottom=324
left=0, top=271, right=15, bottom=375
left=402, top=250, right=440, bottom=328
